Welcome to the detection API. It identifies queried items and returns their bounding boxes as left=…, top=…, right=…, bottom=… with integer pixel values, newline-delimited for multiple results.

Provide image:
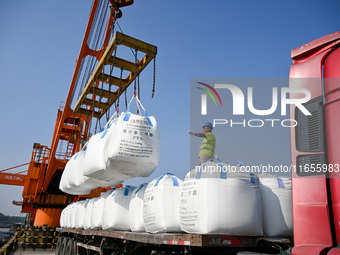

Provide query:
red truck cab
left=289, top=31, right=340, bottom=255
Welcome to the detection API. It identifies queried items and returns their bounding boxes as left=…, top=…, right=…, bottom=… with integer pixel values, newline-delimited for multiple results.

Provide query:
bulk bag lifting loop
left=124, top=95, right=153, bottom=126
left=154, top=173, right=179, bottom=187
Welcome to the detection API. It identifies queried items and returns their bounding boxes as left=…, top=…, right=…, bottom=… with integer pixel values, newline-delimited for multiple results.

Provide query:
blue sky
left=0, top=0, right=339, bottom=216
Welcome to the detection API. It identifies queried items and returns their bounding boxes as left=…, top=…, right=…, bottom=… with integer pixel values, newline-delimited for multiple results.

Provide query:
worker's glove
left=188, top=130, right=195, bottom=136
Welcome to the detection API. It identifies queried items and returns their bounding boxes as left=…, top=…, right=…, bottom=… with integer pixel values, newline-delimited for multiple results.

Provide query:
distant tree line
left=0, top=212, right=25, bottom=224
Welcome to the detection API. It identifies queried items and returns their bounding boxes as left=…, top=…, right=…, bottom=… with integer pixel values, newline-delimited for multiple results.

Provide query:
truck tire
left=55, top=236, right=64, bottom=255
left=65, top=238, right=75, bottom=255
left=60, top=237, right=70, bottom=255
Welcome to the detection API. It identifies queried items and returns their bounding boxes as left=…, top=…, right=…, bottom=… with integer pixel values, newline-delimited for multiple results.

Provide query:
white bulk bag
left=144, top=173, right=183, bottom=233
left=65, top=205, right=72, bottom=228
left=259, top=174, right=293, bottom=237
left=68, top=202, right=78, bottom=229
left=90, top=189, right=113, bottom=230
left=83, top=113, right=127, bottom=185
left=84, top=96, right=160, bottom=183
left=59, top=149, right=98, bottom=195
left=180, top=161, right=263, bottom=236
left=60, top=205, right=69, bottom=228
left=102, top=186, right=134, bottom=230
left=59, top=153, right=78, bottom=194
left=62, top=204, right=72, bottom=228
left=83, top=198, right=95, bottom=230
left=64, top=203, right=75, bottom=228
left=59, top=206, right=65, bottom=227
left=75, top=200, right=86, bottom=229
left=82, top=131, right=107, bottom=180
left=65, top=151, right=89, bottom=194
left=60, top=145, right=115, bottom=195
left=129, top=183, right=148, bottom=232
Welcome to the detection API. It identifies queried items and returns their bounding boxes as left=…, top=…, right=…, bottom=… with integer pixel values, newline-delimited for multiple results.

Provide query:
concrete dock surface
left=7, top=246, right=55, bottom=255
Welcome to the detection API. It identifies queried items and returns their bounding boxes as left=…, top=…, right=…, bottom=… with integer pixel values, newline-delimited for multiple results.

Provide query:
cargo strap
left=154, top=173, right=179, bottom=187
left=124, top=187, right=130, bottom=196
left=250, top=172, right=255, bottom=184
left=277, top=178, right=285, bottom=188
left=122, top=95, right=153, bottom=126
left=135, top=183, right=147, bottom=194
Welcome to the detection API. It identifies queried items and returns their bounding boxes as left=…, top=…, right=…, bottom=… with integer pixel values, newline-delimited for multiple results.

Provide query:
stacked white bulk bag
left=84, top=96, right=160, bottom=184
left=62, top=202, right=77, bottom=228
left=59, top=150, right=99, bottom=195
left=62, top=203, right=72, bottom=228
left=179, top=162, right=263, bottom=236
left=59, top=206, right=65, bottom=227
left=259, top=174, right=293, bottom=237
left=129, top=183, right=148, bottom=232
left=75, top=200, right=87, bottom=229
left=65, top=205, right=71, bottom=228
left=82, top=114, right=127, bottom=185
left=66, top=150, right=93, bottom=195
left=144, top=173, right=183, bottom=233
left=59, top=153, right=79, bottom=194
left=90, top=189, right=113, bottom=230
left=83, top=198, right=95, bottom=230
left=102, top=186, right=134, bottom=230
left=82, top=131, right=108, bottom=181
left=60, top=205, right=69, bottom=228
left=68, top=202, right=78, bottom=229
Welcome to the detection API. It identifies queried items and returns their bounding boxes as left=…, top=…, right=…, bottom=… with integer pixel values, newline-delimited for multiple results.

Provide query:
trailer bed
left=56, top=227, right=290, bottom=248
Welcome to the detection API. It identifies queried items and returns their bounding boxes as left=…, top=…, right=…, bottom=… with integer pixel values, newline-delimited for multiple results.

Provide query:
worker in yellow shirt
left=188, top=122, right=216, bottom=165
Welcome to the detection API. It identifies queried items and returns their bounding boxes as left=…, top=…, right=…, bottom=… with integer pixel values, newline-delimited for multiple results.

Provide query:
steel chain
left=152, top=55, right=156, bottom=98
left=73, top=109, right=78, bottom=150
left=138, top=74, right=140, bottom=99
left=134, top=49, right=138, bottom=95
left=106, top=45, right=117, bottom=122
left=85, top=97, right=89, bottom=134
left=95, top=66, right=106, bottom=133
left=125, top=89, right=127, bottom=108
left=116, top=67, right=123, bottom=112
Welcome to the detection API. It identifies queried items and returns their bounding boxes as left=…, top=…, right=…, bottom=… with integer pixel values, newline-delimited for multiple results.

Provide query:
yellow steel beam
left=81, top=98, right=109, bottom=110
left=91, top=87, right=118, bottom=99
left=104, top=56, right=136, bottom=72
left=94, top=73, right=126, bottom=87
left=74, top=32, right=157, bottom=119
left=78, top=108, right=101, bottom=119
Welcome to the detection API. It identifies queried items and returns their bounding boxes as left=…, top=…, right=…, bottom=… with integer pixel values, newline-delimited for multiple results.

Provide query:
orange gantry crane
left=0, top=0, right=157, bottom=227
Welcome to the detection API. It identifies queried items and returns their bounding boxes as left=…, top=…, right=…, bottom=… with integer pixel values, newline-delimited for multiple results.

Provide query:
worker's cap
left=203, top=122, right=213, bottom=129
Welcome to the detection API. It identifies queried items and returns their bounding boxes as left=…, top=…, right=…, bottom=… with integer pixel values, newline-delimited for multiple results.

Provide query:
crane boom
left=6, top=0, right=157, bottom=228
left=0, top=0, right=156, bottom=228
left=0, top=173, right=26, bottom=186
left=0, top=163, right=28, bottom=186
left=18, top=0, right=136, bottom=226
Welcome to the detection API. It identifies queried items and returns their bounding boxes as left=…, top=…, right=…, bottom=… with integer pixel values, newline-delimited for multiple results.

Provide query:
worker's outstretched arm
left=188, top=130, right=206, bottom=138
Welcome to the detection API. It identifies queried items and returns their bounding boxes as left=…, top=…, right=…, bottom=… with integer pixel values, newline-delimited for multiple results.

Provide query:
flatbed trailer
left=56, top=227, right=291, bottom=255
